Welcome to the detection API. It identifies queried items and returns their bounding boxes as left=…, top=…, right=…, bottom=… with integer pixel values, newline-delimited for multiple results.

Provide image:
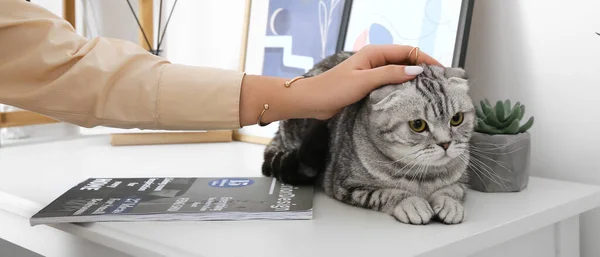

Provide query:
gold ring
left=408, top=46, right=420, bottom=65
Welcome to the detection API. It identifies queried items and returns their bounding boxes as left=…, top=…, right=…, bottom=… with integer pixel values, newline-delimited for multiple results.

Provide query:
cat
left=261, top=51, right=476, bottom=225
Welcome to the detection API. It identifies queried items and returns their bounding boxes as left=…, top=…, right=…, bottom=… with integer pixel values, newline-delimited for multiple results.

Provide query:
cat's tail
left=261, top=120, right=329, bottom=185
left=261, top=146, right=318, bottom=185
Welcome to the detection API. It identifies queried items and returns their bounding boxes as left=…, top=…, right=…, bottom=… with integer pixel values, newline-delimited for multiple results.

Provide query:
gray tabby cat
left=262, top=51, right=475, bottom=225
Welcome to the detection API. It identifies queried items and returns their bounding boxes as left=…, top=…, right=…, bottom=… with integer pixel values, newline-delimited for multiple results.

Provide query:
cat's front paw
left=392, top=196, right=433, bottom=225
left=432, top=196, right=465, bottom=224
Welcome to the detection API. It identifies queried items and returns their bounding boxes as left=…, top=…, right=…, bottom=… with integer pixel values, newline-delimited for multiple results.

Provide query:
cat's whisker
left=469, top=145, right=525, bottom=156
left=385, top=157, right=418, bottom=182
left=471, top=150, right=510, bottom=169
left=469, top=151, right=514, bottom=172
left=468, top=154, right=509, bottom=181
left=390, top=166, right=416, bottom=190
left=410, top=163, right=425, bottom=195
left=466, top=159, right=504, bottom=188
left=392, top=151, right=423, bottom=177
left=397, top=158, right=422, bottom=179
left=461, top=153, right=505, bottom=187
left=417, top=164, right=430, bottom=195
left=469, top=137, right=528, bottom=151
left=391, top=157, right=423, bottom=191
left=458, top=155, right=489, bottom=191
left=473, top=136, right=527, bottom=147
left=469, top=152, right=514, bottom=176
left=407, top=162, right=424, bottom=190
left=467, top=157, right=509, bottom=189
left=374, top=151, right=419, bottom=165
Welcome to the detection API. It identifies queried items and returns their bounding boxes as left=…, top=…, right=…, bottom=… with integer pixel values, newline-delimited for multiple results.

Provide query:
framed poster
left=238, top=0, right=353, bottom=143
left=340, top=0, right=474, bottom=67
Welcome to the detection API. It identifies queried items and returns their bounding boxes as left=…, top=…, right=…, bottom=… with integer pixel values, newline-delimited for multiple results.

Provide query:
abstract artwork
left=341, top=0, right=472, bottom=67
left=245, top=0, right=351, bottom=78
left=261, top=0, right=348, bottom=77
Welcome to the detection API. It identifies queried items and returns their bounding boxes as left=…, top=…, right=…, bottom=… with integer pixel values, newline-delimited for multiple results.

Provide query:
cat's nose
left=437, top=142, right=450, bottom=150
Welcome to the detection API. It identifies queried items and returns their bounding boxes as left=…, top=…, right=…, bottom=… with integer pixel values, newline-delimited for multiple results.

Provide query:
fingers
left=363, top=64, right=424, bottom=87
left=358, top=44, right=442, bottom=68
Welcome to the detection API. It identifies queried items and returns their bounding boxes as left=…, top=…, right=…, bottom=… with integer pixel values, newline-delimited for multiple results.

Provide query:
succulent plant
left=475, top=99, right=534, bottom=135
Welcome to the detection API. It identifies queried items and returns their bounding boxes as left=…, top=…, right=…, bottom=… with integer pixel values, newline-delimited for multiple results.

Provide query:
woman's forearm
left=238, top=74, right=318, bottom=127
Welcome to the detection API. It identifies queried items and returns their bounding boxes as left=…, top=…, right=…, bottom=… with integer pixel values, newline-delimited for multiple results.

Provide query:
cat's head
left=366, top=64, right=475, bottom=167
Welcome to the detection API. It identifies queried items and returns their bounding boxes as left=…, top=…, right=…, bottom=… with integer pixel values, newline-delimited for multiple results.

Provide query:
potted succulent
left=466, top=99, right=534, bottom=192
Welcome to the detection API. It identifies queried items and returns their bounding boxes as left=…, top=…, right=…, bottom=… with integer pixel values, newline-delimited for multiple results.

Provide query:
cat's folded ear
left=444, top=67, right=468, bottom=79
left=368, top=84, right=398, bottom=105
left=444, top=67, right=469, bottom=92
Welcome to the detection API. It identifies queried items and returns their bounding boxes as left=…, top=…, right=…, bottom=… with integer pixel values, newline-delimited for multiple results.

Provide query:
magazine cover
left=30, top=177, right=314, bottom=226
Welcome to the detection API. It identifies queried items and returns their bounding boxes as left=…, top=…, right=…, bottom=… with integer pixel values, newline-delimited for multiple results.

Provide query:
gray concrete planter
left=466, top=131, right=531, bottom=192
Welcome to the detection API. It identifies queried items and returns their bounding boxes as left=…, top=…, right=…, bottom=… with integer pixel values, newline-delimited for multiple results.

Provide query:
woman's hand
left=295, top=44, right=443, bottom=120
left=239, top=44, right=442, bottom=126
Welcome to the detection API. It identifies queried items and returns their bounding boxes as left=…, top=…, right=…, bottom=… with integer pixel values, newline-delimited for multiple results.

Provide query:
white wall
left=164, top=0, right=246, bottom=70
left=464, top=0, right=600, bottom=256
left=80, top=0, right=139, bottom=42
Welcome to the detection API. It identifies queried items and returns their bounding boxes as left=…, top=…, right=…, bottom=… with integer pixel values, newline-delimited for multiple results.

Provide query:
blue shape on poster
left=368, top=23, right=393, bottom=45
left=261, top=0, right=347, bottom=78
left=263, top=48, right=305, bottom=77
left=208, top=178, right=255, bottom=188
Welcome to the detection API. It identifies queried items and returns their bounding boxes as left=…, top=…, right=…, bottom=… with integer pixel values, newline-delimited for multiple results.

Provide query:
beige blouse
left=0, top=0, right=245, bottom=130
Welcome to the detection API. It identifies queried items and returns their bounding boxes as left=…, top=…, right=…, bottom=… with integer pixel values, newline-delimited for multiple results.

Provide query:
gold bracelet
left=257, top=104, right=270, bottom=126
left=257, top=76, right=304, bottom=126
left=284, top=76, right=304, bottom=88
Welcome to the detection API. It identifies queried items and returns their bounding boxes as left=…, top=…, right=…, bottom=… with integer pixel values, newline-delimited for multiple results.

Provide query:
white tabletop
left=2, top=136, right=600, bottom=257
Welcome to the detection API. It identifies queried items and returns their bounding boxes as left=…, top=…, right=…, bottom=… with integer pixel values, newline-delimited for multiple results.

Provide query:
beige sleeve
left=0, top=0, right=244, bottom=130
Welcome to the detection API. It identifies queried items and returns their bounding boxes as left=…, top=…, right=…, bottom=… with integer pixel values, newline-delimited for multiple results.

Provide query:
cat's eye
left=450, top=112, right=464, bottom=126
left=409, top=119, right=427, bottom=133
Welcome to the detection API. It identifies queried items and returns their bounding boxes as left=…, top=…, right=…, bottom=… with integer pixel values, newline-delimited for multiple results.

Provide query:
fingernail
left=405, top=66, right=423, bottom=75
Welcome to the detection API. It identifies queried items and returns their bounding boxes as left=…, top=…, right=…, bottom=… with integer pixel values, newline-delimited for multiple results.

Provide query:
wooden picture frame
left=0, top=111, right=59, bottom=129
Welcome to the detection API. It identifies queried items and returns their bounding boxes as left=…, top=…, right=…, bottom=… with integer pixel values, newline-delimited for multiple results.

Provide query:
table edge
left=2, top=177, right=600, bottom=257
left=417, top=184, right=600, bottom=256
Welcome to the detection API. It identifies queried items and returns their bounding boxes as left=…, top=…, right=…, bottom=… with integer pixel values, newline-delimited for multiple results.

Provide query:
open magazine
left=30, top=177, right=314, bottom=226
